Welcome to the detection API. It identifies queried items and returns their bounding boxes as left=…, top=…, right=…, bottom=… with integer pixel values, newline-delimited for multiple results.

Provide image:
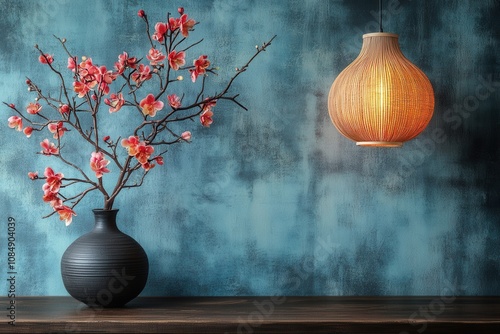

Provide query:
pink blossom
left=115, top=52, right=137, bottom=74
left=141, top=161, right=155, bottom=171
left=90, top=151, right=110, bottom=178
left=104, top=92, right=125, bottom=113
left=131, top=64, right=152, bottom=85
left=48, top=122, right=68, bottom=139
left=24, top=126, right=33, bottom=138
left=168, top=50, right=185, bottom=70
left=67, top=57, right=77, bottom=71
left=167, top=94, right=181, bottom=108
left=181, top=131, right=191, bottom=141
left=43, top=167, right=64, bottom=194
left=40, top=139, right=59, bottom=155
left=59, top=104, right=70, bottom=113
left=39, top=54, right=54, bottom=64
left=98, top=65, right=116, bottom=94
left=154, top=156, right=164, bottom=165
left=73, top=81, right=90, bottom=98
left=55, top=206, right=77, bottom=226
left=28, top=171, right=38, bottom=180
left=153, top=22, right=168, bottom=42
left=168, top=17, right=180, bottom=32
left=26, top=102, right=42, bottom=114
left=8, top=116, right=23, bottom=131
left=202, top=98, right=217, bottom=112
left=179, top=14, right=196, bottom=37
left=140, top=94, right=164, bottom=117
left=77, top=57, right=100, bottom=89
left=146, top=48, right=166, bottom=66
left=200, top=110, right=213, bottom=127
left=121, top=136, right=141, bottom=156
left=135, top=142, right=154, bottom=164
left=190, top=55, right=210, bottom=82
left=43, top=191, right=62, bottom=208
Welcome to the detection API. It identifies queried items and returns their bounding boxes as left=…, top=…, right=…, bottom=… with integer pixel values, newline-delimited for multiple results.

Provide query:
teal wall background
left=1, top=0, right=499, bottom=296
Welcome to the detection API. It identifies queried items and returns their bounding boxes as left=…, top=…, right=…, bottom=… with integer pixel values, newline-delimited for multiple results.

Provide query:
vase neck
left=92, top=209, right=120, bottom=232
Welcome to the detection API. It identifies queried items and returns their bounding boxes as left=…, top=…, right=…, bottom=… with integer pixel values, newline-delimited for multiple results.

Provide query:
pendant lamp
left=328, top=1, right=434, bottom=147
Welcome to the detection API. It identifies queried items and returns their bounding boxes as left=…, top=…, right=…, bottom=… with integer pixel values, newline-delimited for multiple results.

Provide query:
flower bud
left=178, top=7, right=184, bottom=15
left=26, top=79, right=31, bottom=85
left=137, top=9, right=145, bottom=18
left=177, top=75, right=184, bottom=81
left=59, top=104, right=70, bottom=113
left=103, top=135, right=110, bottom=142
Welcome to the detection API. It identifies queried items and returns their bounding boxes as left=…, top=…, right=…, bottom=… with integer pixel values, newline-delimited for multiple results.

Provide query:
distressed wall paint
left=0, top=0, right=499, bottom=296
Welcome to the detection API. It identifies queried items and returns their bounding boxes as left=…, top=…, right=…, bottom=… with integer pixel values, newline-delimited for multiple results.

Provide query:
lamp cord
left=379, top=0, right=383, bottom=32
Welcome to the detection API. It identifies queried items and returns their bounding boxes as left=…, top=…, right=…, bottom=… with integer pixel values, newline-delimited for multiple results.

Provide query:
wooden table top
left=2, top=296, right=499, bottom=333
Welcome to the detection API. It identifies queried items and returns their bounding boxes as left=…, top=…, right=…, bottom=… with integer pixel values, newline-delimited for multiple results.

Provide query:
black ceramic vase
left=60, top=209, right=148, bottom=307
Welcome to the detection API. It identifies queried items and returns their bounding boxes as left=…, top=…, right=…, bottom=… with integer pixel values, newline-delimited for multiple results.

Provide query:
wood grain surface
left=1, top=296, right=499, bottom=333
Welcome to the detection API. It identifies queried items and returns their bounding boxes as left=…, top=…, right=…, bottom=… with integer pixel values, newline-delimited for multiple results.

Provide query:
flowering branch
left=5, top=7, right=274, bottom=226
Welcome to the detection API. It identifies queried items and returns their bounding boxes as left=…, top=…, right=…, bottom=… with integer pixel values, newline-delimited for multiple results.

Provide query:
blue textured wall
left=1, top=0, right=499, bottom=296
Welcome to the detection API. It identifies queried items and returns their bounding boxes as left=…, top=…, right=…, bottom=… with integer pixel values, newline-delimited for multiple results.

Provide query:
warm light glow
left=328, top=32, right=434, bottom=147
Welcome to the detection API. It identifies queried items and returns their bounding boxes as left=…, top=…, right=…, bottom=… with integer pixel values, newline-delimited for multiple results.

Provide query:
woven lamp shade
left=328, top=32, right=434, bottom=147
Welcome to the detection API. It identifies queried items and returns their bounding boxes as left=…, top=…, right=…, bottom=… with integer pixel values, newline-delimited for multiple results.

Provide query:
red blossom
left=59, top=104, right=70, bottom=113
left=141, top=161, right=155, bottom=171
left=39, top=54, right=54, bottom=64
left=169, top=17, right=180, bottom=32
left=140, top=94, right=164, bottom=117
left=8, top=116, right=23, bottom=131
left=200, top=110, right=213, bottom=127
left=104, top=92, right=125, bottom=113
left=67, top=57, right=77, bottom=71
left=179, top=14, right=196, bottom=37
left=168, top=50, right=185, bottom=71
left=90, top=151, right=110, bottom=178
left=146, top=48, right=166, bottom=66
left=42, top=191, right=62, bottom=208
left=43, top=167, right=64, bottom=194
left=48, top=121, right=68, bottom=139
left=26, top=102, right=42, bottom=114
left=135, top=142, right=154, bottom=164
left=153, top=22, right=168, bottom=42
left=24, top=126, right=33, bottom=138
left=154, top=156, right=164, bottom=165
left=202, top=98, right=217, bottom=112
left=167, top=94, right=181, bottom=108
left=131, top=64, right=152, bottom=85
left=40, top=139, right=59, bottom=155
left=55, top=206, right=77, bottom=226
left=190, top=55, right=210, bottom=82
left=121, top=136, right=141, bottom=156
left=73, top=81, right=90, bottom=98
left=115, top=52, right=137, bottom=74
